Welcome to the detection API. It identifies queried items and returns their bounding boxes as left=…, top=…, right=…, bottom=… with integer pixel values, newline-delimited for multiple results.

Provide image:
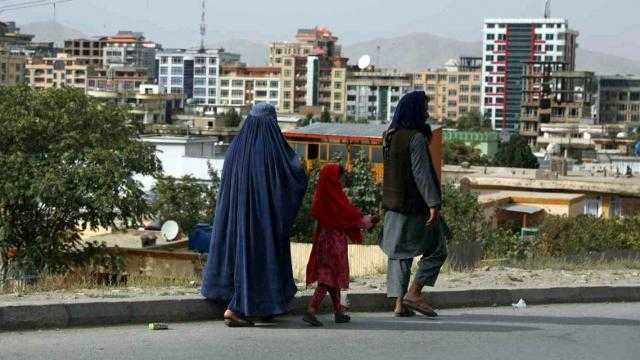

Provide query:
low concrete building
left=446, top=165, right=640, bottom=218
left=136, top=135, right=226, bottom=191
left=444, top=129, right=500, bottom=157
left=87, top=84, right=181, bottom=124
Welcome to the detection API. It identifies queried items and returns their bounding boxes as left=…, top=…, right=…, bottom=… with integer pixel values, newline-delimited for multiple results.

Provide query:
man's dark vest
left=382, top=129, right=428, bottom=214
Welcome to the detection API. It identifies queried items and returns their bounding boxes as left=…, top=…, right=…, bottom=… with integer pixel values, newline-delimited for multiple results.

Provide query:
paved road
left=2, top=303, right=640, bottom=360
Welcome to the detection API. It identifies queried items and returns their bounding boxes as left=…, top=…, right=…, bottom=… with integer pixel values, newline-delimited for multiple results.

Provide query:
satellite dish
left=616, top=132, right=628, bottom=139
left=161, top=220, right=180, bottom=242
left=358, top=55, right=371, bottom=70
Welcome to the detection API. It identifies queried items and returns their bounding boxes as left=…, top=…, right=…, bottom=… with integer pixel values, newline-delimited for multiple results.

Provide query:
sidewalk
left=2, top=285, right=640, bottom=331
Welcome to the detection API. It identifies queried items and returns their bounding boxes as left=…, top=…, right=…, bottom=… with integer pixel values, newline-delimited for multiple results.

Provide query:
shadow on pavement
left=252, top=315, right=539, bottom=333
left=441, top=314, right=640, bottom=327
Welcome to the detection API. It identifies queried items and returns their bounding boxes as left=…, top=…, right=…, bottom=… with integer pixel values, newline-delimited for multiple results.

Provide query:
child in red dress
left=303, top=163, right=378, bottom=326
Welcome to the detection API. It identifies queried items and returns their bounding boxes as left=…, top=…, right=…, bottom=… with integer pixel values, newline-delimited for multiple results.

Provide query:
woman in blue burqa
left=201, top=103, right=307, bottom=327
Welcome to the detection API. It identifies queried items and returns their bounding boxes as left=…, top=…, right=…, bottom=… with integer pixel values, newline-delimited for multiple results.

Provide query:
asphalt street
left=2, top=302, right=639, bottom=360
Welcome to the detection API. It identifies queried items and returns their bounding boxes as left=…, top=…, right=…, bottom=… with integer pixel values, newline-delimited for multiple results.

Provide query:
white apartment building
left=481, top=18, right=578, bottom=132
left=156, top=48, right=241, bottom=106
left=345, top=68, right=413, bottom=123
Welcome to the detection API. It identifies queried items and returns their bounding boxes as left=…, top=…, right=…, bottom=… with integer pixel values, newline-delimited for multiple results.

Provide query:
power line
left=0, top=0, right=73, bottom=14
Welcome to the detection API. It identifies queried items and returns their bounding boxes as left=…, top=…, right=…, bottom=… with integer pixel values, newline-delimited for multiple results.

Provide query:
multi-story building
left=218, top=64, right=281, bottom=110
left=269, top=27, right=348, bottom=115
left=536, top=123, right=636, bottom=161
left=156, top=48, right=241, bottom=106
left=86, top=66, right=149, bottom=93
left=481, top=18, right=578, bottom=132
left=0, top=21, right=33, bottom=48
left=87, top=84, right=181, bottom=124
left=596, top=76, right=640, bottom=123
left=344, top=68, right=413, bottom=122
left=63, top=37, right=107, bottom=67
left=519, top=62, right=596, bottom=146
left=25, top=53, right=90, bottom=90
left=103, top=31, right=158, bottom=77
left=414, top=57, right=483, bottom=123
left=0, top=48, right=26, bottom=86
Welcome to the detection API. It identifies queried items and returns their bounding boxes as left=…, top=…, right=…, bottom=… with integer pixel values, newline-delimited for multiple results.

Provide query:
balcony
left=536, top=136, right=592, bottom=147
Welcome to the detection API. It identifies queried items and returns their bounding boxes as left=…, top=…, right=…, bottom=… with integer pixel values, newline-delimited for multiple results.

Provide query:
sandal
left=224, top=315, right=255, bottom=328
left=334, top=312, right=351, bottom=324
left=394, top=309, right=416, bottom=317
left=303, top=312, right=323, bottom=327
left=402, top=298, right=438, bottom=317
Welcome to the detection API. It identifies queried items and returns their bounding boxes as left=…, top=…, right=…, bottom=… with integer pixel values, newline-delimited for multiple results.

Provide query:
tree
left=320, top=108, right=332, bottom=123
left=443, top=140, right=491, bottom=166
left=344, top=152, right=382, bottom=215
left=205, top=163, right=222, bottom=223
left=493, top=134, right=539, bottom=169
left=456, top=111, right=490, bottom=132
left=291, top=163, right=321, bottom=242
left=152, top=176, right=209, bottom=236
left=297, top=113, right=313, bottom=128
left=224, top=108, right=242, bottom=128
left=0, top=86, right=160, bottom=284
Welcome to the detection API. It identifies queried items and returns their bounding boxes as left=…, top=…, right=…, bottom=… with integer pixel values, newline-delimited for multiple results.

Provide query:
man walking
left=380, top=91, right=448, bottom=317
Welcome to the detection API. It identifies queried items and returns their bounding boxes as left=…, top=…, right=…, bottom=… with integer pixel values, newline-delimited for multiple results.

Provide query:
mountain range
left=19, top=21, right=640, bottom=76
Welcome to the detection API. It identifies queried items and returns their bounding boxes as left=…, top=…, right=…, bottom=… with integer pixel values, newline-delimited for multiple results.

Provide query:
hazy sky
left=5, top=0, right=640, bottom=59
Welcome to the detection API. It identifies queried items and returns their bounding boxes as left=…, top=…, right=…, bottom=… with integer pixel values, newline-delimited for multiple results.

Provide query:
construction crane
left=544, top=0, right=552, bottom=18
left=0, top=0, right=73, bottom=15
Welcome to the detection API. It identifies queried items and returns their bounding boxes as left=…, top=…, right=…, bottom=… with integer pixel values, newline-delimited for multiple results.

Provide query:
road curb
left=2, top=286, right=640, bottom=331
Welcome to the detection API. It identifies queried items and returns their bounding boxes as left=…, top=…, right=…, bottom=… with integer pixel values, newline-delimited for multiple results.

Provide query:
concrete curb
left=2, top=286, right=640, bottom=331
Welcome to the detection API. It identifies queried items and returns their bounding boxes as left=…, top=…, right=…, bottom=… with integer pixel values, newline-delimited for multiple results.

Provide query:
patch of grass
left=491, top=256, right=640, bottom=271
left=1, top=272, right=201, bottom=297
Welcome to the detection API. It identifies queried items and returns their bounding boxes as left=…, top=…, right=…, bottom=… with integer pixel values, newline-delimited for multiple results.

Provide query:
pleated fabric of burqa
left=201, top=103, right=307, bottom=317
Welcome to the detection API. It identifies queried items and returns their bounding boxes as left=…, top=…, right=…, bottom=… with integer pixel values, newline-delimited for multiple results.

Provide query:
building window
left=160, top=57, right=168, bottom=64
left=546, top=34, right=555, bottom=40
left=171, top=77, right=183, bottom=85
left=209, top=88, right=216, bottom=96
left=209, top=67, right=217, bottom=75
left=171, top=57, right=183, bottom=64
left=269, top=90, right=278, bottom=98
left=270, top=81, right=278, bottom=88
left=231, top=89, right=243, bottom=97
left=486, top=34, right=495, bottom=40
left=195, top=57, right=206, bottom=65
left=334, top=82, right=342, bottom=89
left=159, top=67, right=168, bottom=75
left=232, top=80, right=243, bottom=87
left=486, top=44, right=494, bottom=51
left=220, top=80, right=229, bottom=87
left=194, top=78, right=206, bottom=86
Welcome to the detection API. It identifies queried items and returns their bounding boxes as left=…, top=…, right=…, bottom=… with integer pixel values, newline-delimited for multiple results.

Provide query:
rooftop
left=446, top=165, right=640, bottom=196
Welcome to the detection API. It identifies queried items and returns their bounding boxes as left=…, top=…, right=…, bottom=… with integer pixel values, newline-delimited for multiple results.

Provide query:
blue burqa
left=201, top=103, right=307, bottom=317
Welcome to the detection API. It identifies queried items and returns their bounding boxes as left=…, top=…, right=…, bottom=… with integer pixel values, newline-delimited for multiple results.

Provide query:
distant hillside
left=207, top=39, right=268, bottom=66
left=344, top=32, right=640, bottom=76
left=343, top=32, right=481, bottom=71
left=20, top=21, right=87, bottom=46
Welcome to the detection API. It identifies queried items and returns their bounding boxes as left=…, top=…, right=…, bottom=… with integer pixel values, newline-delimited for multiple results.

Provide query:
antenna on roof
left=199, top=0, right=206, bottom=53
left=544, top=0, right=552, bottom=18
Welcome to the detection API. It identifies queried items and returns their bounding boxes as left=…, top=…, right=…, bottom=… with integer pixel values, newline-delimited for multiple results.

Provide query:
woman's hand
left=426, top=208, right=439, bottom=227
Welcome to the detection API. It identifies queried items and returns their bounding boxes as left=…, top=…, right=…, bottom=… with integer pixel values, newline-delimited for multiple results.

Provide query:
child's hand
left=362, top=215, right=376, bottom=230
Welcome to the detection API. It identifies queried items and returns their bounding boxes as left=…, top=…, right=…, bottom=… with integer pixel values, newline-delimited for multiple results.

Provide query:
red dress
left=305, top=164, right=366, bottom=290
